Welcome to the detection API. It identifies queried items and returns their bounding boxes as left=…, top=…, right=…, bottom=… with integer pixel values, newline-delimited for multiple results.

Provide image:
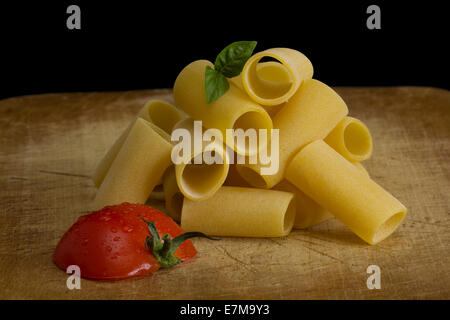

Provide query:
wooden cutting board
left=0, top=87, right=449, bottom=299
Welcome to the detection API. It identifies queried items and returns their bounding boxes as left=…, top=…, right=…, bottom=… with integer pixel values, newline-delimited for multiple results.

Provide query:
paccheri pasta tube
left=286, top=140, right=407, bottom=244
left=172, top=118, right=229, bottom=201
left=241, top=48, right=313, bottom=106
left=181, top=186, right=296, bottom=237
left=93, top=118, right=173, bottom=210
left=92, top=100, right=183, bottom=188
left=273, top=180, right=333, bottom=229
left=274, top=162, right=369, bottom=229
left=236, top=79, right=349, bottom=189
left=163, top=166, right=183, bottom=222
left=137, top=99, right=186, bottom=135
left=324, top=116, right=373, bottom=162
left=173, top=59, right=273, bottom=156
left=231, top=61, right=293, bottom=91
left=231, top=61, right=291, bottom=117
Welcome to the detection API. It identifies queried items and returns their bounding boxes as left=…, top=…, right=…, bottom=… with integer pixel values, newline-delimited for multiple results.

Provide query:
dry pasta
left=236, top=79, right=348, bottom=189
left=286, top=140, right=406, bottom=244
left=91, top=43, right=406, bottom=246
left=93, top=118, right=173, bottom=210
left=241, top=48, right=313, bottom=106
left=231, top=61, right=291, bottom=117
left=138, top=99, right=186, bottom=134
left=92, top=99, right=183, bottom=188
left=274, top=162, right=369, bottom=229
left=324, top=116, right=373, bottom=162
left=173, top=59, right=273, bottom=156
left=172, top=118, right=229, bottom=201
left=181, top=186, right=296, bottom=237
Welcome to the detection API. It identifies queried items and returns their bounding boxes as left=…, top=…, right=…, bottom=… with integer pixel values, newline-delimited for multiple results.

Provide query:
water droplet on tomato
left=123, top=225, right=133, bottom=233
left=100, top=215, right=111, bottom=222
left=113, top=236, right=120, bottom=242
left=111, top=227, right=117, bottom=233
left=106, top=245, right=112, bottom=252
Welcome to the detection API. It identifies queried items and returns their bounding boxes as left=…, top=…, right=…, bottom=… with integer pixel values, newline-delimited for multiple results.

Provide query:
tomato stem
left=138, top=215, right=220, bottom=268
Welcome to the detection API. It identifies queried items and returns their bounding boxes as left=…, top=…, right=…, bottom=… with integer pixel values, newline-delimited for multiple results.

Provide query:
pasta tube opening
left=178, top=162, right=229, bottom=201
left=325, top=116, right=373, bottom=162
left=232, top=110, right=272, bottom=156
left=173, top=59, right=273, bottom=157
left=343, top=122, right=372, bottom=158
left=181, top=186, right=295, bottom=237
left=283, top=198, right=296, bottom=234
left=93, top=118, right=173, bottom=210
left=229, top=61, right=289, bottom=117
left=242, top=48, right=313, bottom=106
left=92, top=102, right=175, bottom=189
left=256, top=61, right=292, bottom=83
left=286, top=140, right=407, bottom=245
left=371, top=211, right=406, bottom=244
left=173, top=118, right=230, bottom=201
left=237, top=79, right=349, bottom=189
left=139, top=100, right=186, bottom=134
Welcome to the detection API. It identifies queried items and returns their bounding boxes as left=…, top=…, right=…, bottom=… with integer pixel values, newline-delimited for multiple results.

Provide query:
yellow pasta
left=256, top=61, right=293, bottom=83
left=92, top=99, right=183, bottom=188
left=92, top=127, right=131, bottom=188
left=137, top=99, right=186, bottom=134
left=352, top=161, right=370, bottom=178
left=273, top=180, right=333, bottom=229
left=231, top=61, right=292, bottom=90
left=274, top=162, right=369, bottom=229
left=172, top=118, right=229, bottom=201
left=173, top=59, right=273, bottom=156
left=162, top=166, right=184, bottom=222
left=181, top=186, right=296, bottom=237
left=241, top=48, right=313, bottom=106
left=230, top=61, right=291, bottom=117
left=324, top=116, right=373, bottom=162
left=236, top=79, right=348, bottom=189
left=93, top=118, right=173, bottom=210
left=286, top=140, right=407, bottom=244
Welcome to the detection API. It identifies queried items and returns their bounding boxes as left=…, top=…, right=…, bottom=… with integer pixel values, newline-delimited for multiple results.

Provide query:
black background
left=0, top=1, right=448, bottom=100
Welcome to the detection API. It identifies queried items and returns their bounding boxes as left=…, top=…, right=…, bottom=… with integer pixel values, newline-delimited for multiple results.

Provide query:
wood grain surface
left=0, top=87, right=449, bottom=299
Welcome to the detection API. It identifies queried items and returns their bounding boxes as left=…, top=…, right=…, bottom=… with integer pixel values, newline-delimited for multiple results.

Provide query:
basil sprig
left=205, top=41, right=257, bottom=104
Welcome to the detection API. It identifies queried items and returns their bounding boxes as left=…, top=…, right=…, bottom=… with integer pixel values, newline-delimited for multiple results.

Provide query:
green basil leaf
left=214, top=41, right=257, bottom=78
left=204, top=66, right=230, bottom=104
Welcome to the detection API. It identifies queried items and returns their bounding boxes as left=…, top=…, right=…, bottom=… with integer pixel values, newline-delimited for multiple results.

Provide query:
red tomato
left=53, top=203, right=197, bottom=279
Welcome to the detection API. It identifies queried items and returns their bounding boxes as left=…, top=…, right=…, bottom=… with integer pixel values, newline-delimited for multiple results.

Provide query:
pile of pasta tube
left=92, top=47, right=406, bottom=245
